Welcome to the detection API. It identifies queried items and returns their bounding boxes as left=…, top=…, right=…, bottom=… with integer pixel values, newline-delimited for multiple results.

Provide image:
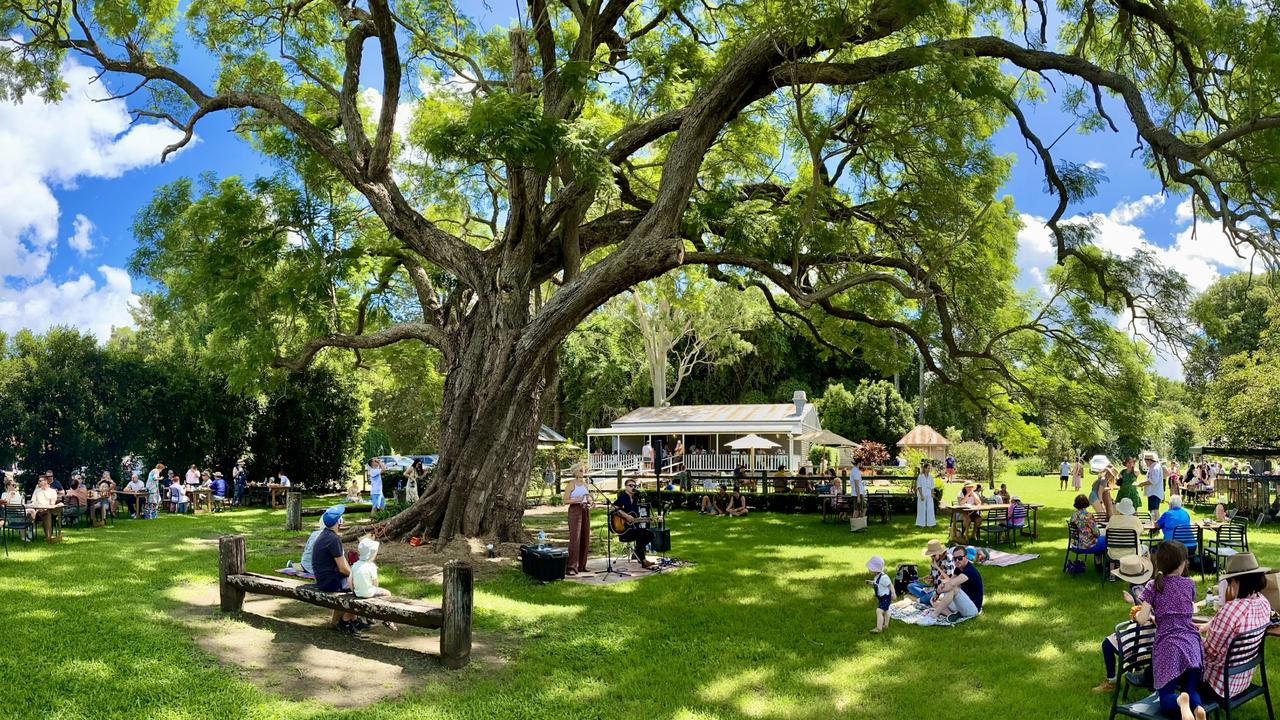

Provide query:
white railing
left=682, top=453, right=797, bottom=472
left=588, top=455, right=643, bottom=472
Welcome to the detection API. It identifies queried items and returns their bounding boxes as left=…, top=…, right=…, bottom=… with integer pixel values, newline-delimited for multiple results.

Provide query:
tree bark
left=371, top=311, right=550, bottom=543
left=285, top=491, right=301, bottom=531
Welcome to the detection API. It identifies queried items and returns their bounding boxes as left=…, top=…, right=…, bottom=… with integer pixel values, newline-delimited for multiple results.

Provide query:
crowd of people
left=0, top=459, right=298, bottom=541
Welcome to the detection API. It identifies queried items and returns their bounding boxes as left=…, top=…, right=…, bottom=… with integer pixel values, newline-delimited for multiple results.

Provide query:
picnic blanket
left=888, top=599, right=978, bottom=627
left=978, top=550, right=1039, bottom=567
left=276, top=567, right=315, bottom=580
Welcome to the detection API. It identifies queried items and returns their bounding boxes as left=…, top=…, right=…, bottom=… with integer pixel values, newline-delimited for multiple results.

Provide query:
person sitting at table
left=1007, top=495, right=1028, bottom=531
left=90, top=472, right=115, bottom=524
left=124, top=472, right=145, bottom=518
left=169, top=482, right=185, bottom=514
left=771, top=464, right=791, bottom=493
left=1155, top=495, right=1193, bottom=541
left=210, top=472, right=228, bottom=509
left=1071, top=494, right=1106, bottom=555
left=956, top=482, right=982, bottom=541
left=64, top=477, right=88, bottom=525
left=1106, top=498, right=1147, bottom=562
left=1197, top=552, right=1273, bottom=704
left=996, top=483, right=1011, bottom=504
left=276, top=471, right=292, bottom=487
left=725, top=486, right=749, bottom=517
left=2, top=478, right=23, bottom=507
left=700, top=485, right=729, bottom=515
left=27, top=474, right=60, bottom=542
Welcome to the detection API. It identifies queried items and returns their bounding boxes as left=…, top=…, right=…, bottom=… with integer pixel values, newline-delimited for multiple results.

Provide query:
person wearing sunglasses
left=929, top=545, right=984, bottom=621
left=612, top=480, right=656, bottom=569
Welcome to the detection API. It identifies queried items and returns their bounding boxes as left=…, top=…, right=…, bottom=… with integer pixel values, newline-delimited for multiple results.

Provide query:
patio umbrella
left=795, top=429, right=861, bottom=448
left=726, top=434, right=781, bottom=471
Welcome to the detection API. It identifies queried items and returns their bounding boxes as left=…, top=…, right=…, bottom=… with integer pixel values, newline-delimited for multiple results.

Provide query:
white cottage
left=586, top=391, right=822, bottom=473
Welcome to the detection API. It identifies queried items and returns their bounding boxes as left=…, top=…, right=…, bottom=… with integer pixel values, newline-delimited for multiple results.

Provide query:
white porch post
left=789, top=436, right=796, bottom=470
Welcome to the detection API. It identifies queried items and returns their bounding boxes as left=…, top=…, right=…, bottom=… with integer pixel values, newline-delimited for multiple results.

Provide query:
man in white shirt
left=28, top=474, right=60, bottom=541
left=641, top=441, right=654, bottom=471
left=1144, top=458, right=1165, bottom=514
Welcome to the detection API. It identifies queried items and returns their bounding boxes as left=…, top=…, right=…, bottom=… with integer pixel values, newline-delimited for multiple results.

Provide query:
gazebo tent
left=896, top=425, right=951, bottom=463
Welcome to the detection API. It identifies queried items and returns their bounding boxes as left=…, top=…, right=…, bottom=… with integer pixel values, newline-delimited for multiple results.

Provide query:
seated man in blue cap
left=312, top=505, right=359, bottom=633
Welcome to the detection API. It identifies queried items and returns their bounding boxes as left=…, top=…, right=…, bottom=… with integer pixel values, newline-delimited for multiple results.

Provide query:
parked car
left=408, top=455, right=438, bottom=468
left=1089, top=454, right=1112, bottom=474
left=374, top=455, right=412, bottom=471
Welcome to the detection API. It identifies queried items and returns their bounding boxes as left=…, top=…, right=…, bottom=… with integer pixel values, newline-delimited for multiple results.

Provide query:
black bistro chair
left=1102, top=529, right=1140, bottom=588
left=1207, top=522, right=1249, bottom=581
left=3, top=505, right=32, bottom=551
left=1212, top=624, right=1275, bottom=720
left=978, top=509, right=1010, bottom=546
left=1108, top=620, right=1158, bottom=719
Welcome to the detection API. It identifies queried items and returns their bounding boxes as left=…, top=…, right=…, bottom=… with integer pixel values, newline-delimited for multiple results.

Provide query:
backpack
left=894, top=564, right=919, bottom=595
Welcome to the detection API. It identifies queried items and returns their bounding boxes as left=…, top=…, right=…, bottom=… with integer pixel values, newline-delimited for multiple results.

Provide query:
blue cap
left=965, top=546, right=977, bottom=560
left=321, top=504, right=345, bottom=527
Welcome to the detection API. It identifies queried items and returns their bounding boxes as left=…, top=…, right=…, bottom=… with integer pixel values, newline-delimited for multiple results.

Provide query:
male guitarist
left=612, top=480, right=656, bottom=569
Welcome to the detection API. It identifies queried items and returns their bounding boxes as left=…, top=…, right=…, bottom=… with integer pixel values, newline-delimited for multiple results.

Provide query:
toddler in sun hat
left=865, top=555, right=895, bottom=634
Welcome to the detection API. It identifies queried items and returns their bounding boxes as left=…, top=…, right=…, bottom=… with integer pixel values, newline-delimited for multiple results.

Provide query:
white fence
left=683, top=453, right=797, bottom=472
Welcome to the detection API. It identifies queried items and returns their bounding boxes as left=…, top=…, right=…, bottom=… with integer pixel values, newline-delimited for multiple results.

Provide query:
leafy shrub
left=371, top=499, right=411, bottom=523
left=951, top=441, right=1008, bottom=485
left=1015, top=457, right=1048, bottom=476
left=851, top=440, right=889, bottom=467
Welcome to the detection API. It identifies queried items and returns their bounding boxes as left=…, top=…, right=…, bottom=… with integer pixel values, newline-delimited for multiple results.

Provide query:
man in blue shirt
left=209, top=472, right=227, bottom=509
left=612, top=481, right=656, bottom=569
left=311, top=505, right=360, bottom=633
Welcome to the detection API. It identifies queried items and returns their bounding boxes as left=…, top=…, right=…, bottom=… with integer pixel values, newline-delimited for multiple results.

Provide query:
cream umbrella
left=726, top=434, right=781, bottom=471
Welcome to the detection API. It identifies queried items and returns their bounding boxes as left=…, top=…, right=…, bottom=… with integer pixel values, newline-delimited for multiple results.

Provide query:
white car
left=374, top=455, right=412, bottom=471
left=1089, top=454, right=1112, bottom=474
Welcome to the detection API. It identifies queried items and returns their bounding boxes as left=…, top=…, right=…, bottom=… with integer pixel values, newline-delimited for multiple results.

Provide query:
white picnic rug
left=979, top=550, right=1039, bottom=567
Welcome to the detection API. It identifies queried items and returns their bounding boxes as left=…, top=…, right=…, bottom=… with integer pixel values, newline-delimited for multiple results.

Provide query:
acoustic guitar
left=608, top=508, right=648, bottom=534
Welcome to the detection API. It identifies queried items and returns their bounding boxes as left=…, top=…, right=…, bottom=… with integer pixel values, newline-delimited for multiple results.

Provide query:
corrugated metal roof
left=897, top=424, right=950, bottom=447
left=611, top=404, right=810, bottom=424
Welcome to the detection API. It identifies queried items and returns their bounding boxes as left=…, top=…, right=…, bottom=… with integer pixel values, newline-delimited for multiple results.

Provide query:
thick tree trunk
left=374, top=311, right=549, bottom=543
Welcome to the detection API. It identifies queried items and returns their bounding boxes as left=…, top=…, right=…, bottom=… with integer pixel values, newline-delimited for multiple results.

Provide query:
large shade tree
left=7, top=0, right=1280, bottom=541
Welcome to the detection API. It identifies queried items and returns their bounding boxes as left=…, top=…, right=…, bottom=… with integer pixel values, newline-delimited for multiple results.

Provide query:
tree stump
left=440, top=560, right=473, bottom=669
left=218, top=534, right=246, bottom=613
left=285, top=492, right=302, bottom=531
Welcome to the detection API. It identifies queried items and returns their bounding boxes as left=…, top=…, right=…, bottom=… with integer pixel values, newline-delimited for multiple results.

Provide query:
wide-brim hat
left=866, top=555, right=885, bottom=573
left=1112, top=555, right=1153, bottom=584
left=213, top=472, right=223, bottom=477
left=1115, top=498, right=1137, bottom=515
left=923, top=539, right=946, bottom=557
left=1221, top=552, right=1271, bottom=581
left=961, top=481, right=977, bottom=490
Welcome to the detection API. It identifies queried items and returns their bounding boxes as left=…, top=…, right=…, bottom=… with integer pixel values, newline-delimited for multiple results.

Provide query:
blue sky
left=0, top=2, right=1254, bottom=378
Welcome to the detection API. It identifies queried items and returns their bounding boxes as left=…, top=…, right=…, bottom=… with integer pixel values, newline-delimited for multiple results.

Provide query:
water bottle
left=538, top=530, right=546, bottom=549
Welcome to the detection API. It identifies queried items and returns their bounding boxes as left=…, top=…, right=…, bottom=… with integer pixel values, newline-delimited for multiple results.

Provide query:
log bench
left=217, top=534, right=473, bottom=668
left=299, top=504, right=374, bottom=517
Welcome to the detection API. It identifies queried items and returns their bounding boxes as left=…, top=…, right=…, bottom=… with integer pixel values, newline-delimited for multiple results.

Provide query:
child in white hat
left=865, top=556, right=895, bottom=634
left=351, top=535, right=397, bottom=631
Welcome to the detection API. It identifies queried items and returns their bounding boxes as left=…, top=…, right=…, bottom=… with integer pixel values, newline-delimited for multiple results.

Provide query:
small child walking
left=145, top=471, right=160, bottom=519
left=1136, top=541, right=1206, bottom=720
left=866, top=556, right=895, bottom=634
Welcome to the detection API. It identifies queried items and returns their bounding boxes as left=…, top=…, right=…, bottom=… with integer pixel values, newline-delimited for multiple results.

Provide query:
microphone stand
left=588, top=480, right=629, bottom=579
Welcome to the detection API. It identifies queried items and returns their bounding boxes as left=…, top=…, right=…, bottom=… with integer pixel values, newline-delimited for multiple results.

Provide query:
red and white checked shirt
left=1202, top=593, right=1271, bottom=700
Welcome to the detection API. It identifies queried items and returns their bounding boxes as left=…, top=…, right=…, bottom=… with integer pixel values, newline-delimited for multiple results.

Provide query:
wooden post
left=285, top=492, right=302, bottom=531
left=440, top=560, right=473, bottom=669
left=218, top=534, right=246, bottom=613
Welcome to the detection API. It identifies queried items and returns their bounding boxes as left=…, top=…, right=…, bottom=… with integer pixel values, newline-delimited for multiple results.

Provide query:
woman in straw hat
left=1094, top=554, right=1155, bottom=693
left=907, top=539, right=954, bottom=604
left=1197, top=552, right=1273, bottom=703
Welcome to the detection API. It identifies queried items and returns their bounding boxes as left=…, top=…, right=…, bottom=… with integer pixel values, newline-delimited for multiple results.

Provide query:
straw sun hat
left=1111, top=555, right=1153, bottom=584
left=923, top=539, right=947, bottom=557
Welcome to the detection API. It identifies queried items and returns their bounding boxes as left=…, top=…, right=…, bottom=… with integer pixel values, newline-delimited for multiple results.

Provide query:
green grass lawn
left=3, top=472, right=1278, bottom=719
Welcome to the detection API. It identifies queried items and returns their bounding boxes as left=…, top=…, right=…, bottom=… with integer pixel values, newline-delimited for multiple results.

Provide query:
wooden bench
left=217, top=534, right=473, bottom=668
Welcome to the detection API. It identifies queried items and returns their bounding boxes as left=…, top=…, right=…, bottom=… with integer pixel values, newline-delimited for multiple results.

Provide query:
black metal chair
left=1171, top=525, right=1205, bottom=581
left=61, top=497, right=86, bottom=529
left=1213, top=624, right=1275, bottom=720
left=1064, top=520, right=1086, bottom=575
left=979, top=508, right=1010, bottom=546
left=1207, top=522, right=1249, bottom=581
left=1109, top=620, right=1158, bottom=719
left=3, top=505, right=32, bottom=548
left=1103, top=529, right=1140, bottom=587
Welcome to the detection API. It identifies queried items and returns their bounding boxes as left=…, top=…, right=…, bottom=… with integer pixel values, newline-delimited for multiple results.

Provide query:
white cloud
left=0, top=57, right=189, bottom=280
left=67, top=214, right=95, bottom=255
left=0, top=265, right=137, bottom=341
left=1175, top=197, right=1195, bottom=223
left=1085, top=160, right=1107, bottom=170
left=1108, top=193, right=1164, bottom=224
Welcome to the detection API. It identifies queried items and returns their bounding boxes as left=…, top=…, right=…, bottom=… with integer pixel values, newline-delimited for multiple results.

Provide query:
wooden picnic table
left=188, top=488, right=214, bottom=514
left=114, top=489, right=148, bottom=517
left=939, top=502, right=1044, bottom=540
left=267, top=484, right=289, bottom=509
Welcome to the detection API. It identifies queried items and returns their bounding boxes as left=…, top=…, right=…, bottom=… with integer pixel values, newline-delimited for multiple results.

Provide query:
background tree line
left=0, top=327, right=361, bottom=491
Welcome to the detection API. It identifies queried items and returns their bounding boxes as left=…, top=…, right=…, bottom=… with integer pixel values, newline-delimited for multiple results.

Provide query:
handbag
left=850, top=515, right=868, bottom=532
